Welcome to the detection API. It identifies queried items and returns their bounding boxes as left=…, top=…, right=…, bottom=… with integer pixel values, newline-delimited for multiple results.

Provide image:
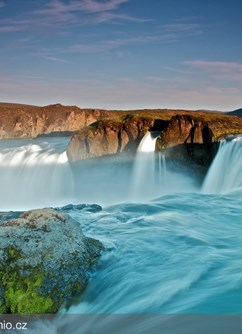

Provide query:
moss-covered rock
left=0, top=208, right=104, bottom=314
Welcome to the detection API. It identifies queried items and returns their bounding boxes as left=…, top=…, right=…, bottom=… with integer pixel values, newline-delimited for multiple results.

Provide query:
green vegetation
left=0, top=269, right=56, bottom=314
left=214, top=129, right=242, bottom=140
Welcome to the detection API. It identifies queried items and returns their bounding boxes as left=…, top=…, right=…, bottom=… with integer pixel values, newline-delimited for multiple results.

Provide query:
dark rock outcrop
left=0, top=208, right=103, bottom=314
left=155, top=115, right=215, bottom=166
left=155, top=115, right=213, bottom=148
left=67, top=117, right=154, bottom=161
left=67, top=112, right=242, bottom=165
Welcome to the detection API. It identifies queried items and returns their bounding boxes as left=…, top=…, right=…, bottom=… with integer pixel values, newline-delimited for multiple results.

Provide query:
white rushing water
left=0, top=135, right=197, bottom=210
left=131, top=132, right=194, bottom=200
left=0, top=138, right=74, bottom=210
left=131, top=132, right=158, bottom=199
left=137, top=131, right=157, bottom=153
left=27, top=192, right=242, bottom=333
left=202, top=136, right=242, bottom=193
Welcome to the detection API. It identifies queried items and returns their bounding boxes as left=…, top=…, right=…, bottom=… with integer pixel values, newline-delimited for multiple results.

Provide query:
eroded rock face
left=0, top=103, right=115, bottom=139
left=0, top=208, right=103, bottom=314
left=155, top=115, right=213, bottom=148
left=67, top=115, right=215, bottom=163
left=67, top=117, right=154, bottom=161
left=67, top=112, right=242, bottom=165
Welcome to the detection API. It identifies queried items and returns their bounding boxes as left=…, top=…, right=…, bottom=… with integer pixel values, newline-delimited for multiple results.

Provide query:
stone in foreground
left=0, top=208, right=103, bottom=314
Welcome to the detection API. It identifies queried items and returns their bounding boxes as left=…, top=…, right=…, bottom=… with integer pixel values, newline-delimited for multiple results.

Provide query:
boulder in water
left=0, top=208, right=103, bottom=314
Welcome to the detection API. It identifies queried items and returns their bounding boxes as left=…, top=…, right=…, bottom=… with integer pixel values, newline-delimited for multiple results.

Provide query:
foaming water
left=1, top=137, right=242, bottom=333
left=202, top=136, right=242, bottom=193
left=24, top=192, right=242, bottom=333
left=64, top=193, right=242, bottom=315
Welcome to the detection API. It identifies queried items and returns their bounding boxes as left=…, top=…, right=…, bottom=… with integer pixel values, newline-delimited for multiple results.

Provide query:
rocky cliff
left=67, top=111, right=242, bottom=164
left=0, top=103, right=125, bottom=139
left=67, top=116, right=154, bottom=161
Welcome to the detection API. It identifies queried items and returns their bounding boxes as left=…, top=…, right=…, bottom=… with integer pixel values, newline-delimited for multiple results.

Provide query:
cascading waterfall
left=158, top=151, right=166, bottom=185
left=0, top=138, right=74, bottom=210
left=131, top=132, right=166, bottom=200
left=131, top=132, right=196, bottom=201
left=137, top=131, right=157, bottom=153
left=0, top=134, right=197, bottom=210
left=202, top=135, right=242, bottom=193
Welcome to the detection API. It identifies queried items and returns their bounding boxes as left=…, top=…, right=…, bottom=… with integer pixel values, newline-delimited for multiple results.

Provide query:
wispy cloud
left=0, top=1, right=5, bottom=9
left=0, top=25, right=20, bottom=32
left=184, top=60, right=242, bottom=72
left=35, top=0, right=129, bottom=15
left=184, top=60, right=242, bottom=82
left=72, top=34, right=159, bottom=53
left=43, top=56, right=69, bottom=63
left=161, top=21, right=204, bottom=38
left=0, top=18, right=30, bottom=33
left=37, top=0, right=148, bottom=25
left=0, top=0, right=147, bottom=34
left=163, top=23, right=202, bottom=32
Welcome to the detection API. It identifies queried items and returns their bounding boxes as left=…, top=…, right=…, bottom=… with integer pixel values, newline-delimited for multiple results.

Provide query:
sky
left=0, top=0, right=242, bottom=111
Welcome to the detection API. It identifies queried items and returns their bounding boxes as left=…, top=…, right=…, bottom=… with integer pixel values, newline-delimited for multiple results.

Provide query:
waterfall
left=158, top=152, right=166, bottom=185
left=202, top=135, right=242, bottom=193
left=0, top=138, right=74, bottom=210
left=131, top=132, right=167, bottom=200
left=137, top=132, right=157, bottom=152
left=0, top=134, right=198, bottom=210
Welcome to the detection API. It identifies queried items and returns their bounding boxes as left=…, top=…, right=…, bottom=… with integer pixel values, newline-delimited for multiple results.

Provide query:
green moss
left=6, top=246, right=22, bottom=261
left=0, top=269, right=57, bottom=314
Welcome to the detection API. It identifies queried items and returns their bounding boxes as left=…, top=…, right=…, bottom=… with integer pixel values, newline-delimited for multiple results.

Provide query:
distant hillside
left=1, top=102, right=242, bottom=141
left=0, top=103, right=114, bottom=139
left=226, top=108, right=242, bottom=117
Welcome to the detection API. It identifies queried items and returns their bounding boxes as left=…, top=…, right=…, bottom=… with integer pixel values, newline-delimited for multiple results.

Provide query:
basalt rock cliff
left=67, top=116, right=154, bottom=161
left=67, top=110, right=242, bottom=165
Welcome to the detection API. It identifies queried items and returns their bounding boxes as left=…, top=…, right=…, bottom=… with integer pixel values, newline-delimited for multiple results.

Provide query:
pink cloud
left=184, top=60, right=242, bottom=72
left=33, top=0, right=132, bottom=22
left=163, top=23, right=202, bottom=32
left=184, top=60, right=242, bottom=82
left=0, top=0, right=146, bottom=33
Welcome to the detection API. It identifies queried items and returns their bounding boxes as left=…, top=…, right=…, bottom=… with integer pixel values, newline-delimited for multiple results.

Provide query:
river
left=0, top=135, right=241, bottom=333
